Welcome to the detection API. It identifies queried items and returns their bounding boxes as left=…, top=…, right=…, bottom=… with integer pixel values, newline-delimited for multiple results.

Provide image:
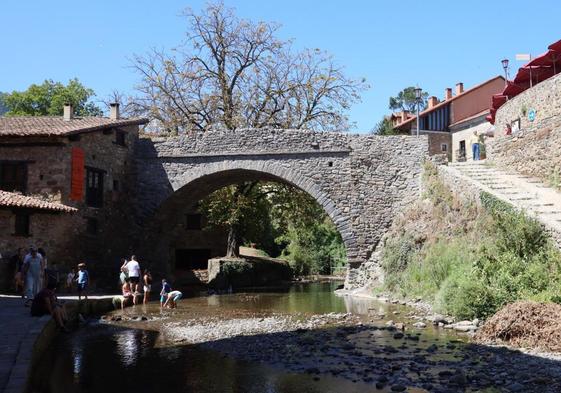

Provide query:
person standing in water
left=160, top=279, right=171, bottom=308
left=125, top=256, right=141, bottom=296
left=23, top=247, right=45, bottom=306
left=143, top=269, right=152, bottom=304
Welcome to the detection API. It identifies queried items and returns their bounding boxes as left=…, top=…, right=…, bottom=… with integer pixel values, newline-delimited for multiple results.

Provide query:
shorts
left=129, top=276, right=140, bottom=284
left=77, top=283, right=87, bottom=292
left=160, top=295, right=167, bottom=303
left=172, top=293, right=182, bottom=302
left=144, top=285, right=151, bottom=292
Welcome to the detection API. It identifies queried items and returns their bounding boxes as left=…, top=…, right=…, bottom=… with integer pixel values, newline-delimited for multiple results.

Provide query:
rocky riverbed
left=102, top=294, right=561, bottom=393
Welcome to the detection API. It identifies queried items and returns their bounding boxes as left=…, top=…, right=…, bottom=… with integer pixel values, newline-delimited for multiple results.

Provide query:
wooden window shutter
left=70, top=147, right=85, bottom=201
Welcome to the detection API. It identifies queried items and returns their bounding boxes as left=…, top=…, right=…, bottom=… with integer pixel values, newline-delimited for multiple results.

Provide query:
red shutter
left=70, top=147, right=85, bottom=201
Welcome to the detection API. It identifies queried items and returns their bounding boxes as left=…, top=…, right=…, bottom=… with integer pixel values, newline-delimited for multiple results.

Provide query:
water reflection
left=71, top=345, right=83, bottom=383
left=115, top=329, right=140, bottom=367
left=29, top=282, right=451, bottom=393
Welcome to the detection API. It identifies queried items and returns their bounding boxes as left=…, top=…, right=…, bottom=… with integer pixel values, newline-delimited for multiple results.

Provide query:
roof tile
left=0, top=116, right=149, bottom=137
left=0, top=191, right=77, bottom=213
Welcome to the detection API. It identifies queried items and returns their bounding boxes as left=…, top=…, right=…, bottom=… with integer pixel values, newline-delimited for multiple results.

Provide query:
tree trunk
left=226, top=225, right=240, bottom=258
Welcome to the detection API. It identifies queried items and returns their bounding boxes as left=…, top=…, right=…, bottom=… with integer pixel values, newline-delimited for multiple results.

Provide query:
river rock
left=413, top=322, right=426, bottom=328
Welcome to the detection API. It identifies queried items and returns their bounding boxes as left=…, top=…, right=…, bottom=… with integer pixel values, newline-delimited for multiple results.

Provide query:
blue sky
left=2, top=0, right=560, bottom=132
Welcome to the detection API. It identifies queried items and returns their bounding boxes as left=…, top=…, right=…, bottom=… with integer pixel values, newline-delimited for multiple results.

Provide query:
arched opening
left=138, top=165, right=356, bottom=286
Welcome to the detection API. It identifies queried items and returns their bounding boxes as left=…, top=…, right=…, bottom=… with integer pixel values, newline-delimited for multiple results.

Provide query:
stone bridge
left=134, top=128, right=427, bottom=288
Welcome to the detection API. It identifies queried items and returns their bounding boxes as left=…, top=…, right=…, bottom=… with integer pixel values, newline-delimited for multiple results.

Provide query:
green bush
left=435, top=266, right=496, bottom=320
left=399, top=240, right=471, bottom=300
left=381, top=233, right=418, bottom=293
left=381, top=181, right=561, bottom=319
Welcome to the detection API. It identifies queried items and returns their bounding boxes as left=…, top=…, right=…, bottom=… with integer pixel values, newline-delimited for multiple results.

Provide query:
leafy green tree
left=371, top=117, right=396, bottom=135
left=389, top=86, right=428, bottom=113
left=0, top=92, right=8, bottom=115
left=201, top=181, right=346, bottom=271
left=3, top=79, right=102, bottom=117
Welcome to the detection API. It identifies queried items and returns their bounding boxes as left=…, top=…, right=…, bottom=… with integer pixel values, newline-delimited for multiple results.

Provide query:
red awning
left=491, top=94, right=507, bottom=110
left=548, top=39, right=561, bottom=53
left=514, top=65, right=554, bottom=85
left=502, top=81, right=528, bottom=97
left=526, top=49, right=561, bottom=75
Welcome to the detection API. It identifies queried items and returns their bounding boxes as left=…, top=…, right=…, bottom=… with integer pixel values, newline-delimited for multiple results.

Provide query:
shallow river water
left=31, top=282, right=561, bottom=393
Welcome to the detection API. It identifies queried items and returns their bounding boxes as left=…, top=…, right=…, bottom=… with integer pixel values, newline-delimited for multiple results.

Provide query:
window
left=185, top=214, right=202, bottom=230
left=14, top=213, right=30, bottom=236
left=86, top=168, right=104, bottom=208
left=0, top=162, right=27, bottom=193
left=86, top=217, right=98, bottom=235
left=115, top=130, right=127, bottom=147
left=441, top=143, right=448, bottom=152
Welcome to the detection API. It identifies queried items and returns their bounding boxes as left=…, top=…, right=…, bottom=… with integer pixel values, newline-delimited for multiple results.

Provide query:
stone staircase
left=446, top=161, right=561, bottom=246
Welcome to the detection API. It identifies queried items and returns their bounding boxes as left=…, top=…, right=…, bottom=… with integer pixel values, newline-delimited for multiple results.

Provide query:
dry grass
left=475, top=301, right=561, bottom=353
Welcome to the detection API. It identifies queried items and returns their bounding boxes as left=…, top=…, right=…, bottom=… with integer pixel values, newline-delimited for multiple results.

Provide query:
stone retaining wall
left=487, top=116, right=561, bottom=185
left=488, top=72, right=561, bottom=184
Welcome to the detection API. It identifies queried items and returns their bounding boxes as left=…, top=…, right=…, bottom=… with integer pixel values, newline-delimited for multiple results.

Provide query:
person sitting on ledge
left=113, top=282, right=135, bottom=310
left=31, top=281, right=68, bottom=332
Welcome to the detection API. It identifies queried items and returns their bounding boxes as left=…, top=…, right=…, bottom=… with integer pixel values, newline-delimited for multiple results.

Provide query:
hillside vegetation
left=380, top=162, right=561, bottom=319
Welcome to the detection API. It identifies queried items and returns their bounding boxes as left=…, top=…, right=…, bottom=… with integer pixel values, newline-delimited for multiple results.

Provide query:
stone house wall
left=450, top=120, right=493, bottom=162
left=0, top=125, right=139, bottom=285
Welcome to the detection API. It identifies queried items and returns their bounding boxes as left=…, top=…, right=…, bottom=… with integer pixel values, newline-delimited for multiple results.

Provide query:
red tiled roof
left=394, top=76, right=505, bottom=129
left=0, top=116, right=149, bottom=137
left=0, top=191, right=77, bottom=213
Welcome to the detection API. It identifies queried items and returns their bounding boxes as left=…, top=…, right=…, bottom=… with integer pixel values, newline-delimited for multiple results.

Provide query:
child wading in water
left=76, top=263, right=89, bottom=301
left=164, top=290, right=183, bottom=309
left=160, top=279, right=171, bottom=308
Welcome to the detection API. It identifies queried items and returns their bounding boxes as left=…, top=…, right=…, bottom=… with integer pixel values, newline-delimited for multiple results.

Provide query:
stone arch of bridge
left=150, top=160, right=358, bottom=265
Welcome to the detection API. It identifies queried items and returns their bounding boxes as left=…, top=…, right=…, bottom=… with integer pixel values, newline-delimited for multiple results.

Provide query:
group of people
left=10, top=246, right=88, bottom=332
left=12, top=246, right=89, bottom=304
left=116, top=255, right=182, bottom=309
left=11, top=248, right=184, bottom=330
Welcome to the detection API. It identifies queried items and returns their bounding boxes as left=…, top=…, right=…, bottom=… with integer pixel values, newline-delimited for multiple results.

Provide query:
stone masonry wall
left=494, top=73, right=561, bottom=133
left=0, top=126, right=138, bottom=286
left=135, top=129, right=428, bottom=289
left=488, top=72, right=561, bottom=185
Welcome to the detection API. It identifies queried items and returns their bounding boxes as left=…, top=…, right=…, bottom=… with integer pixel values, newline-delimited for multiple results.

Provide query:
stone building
left=393, top=76, right=505, bottom=161
left=0, top=104, right=147, bottom=286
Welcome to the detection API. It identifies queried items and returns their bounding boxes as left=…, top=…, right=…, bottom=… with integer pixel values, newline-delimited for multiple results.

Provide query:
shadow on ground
left=30, top=315, right=561, bottom=393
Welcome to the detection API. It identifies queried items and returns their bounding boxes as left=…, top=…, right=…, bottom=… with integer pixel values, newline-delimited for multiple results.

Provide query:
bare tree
left=131, top=2, right=367, bottom=133
left=131, top=2, right=368, bottom=257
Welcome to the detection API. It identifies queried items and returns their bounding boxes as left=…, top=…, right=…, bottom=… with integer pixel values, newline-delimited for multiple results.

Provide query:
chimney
left=456, top=82, right=464, bottom=95
left=109, top=103, right=120, bottom=120
left=428, top=96, right=439, bottom=108
left=63, top=104, right=74, bottom=121
left=401, top=110, right=408, bottom=122
left=444, top=88, right=453, bottom=100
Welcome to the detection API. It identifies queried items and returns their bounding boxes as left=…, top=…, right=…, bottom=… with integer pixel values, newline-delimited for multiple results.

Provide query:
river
left=30, top=282, right=561, bottom=393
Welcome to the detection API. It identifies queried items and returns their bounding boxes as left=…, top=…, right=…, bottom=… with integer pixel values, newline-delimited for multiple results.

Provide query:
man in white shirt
left=125, top=255, right=141, bottom=297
